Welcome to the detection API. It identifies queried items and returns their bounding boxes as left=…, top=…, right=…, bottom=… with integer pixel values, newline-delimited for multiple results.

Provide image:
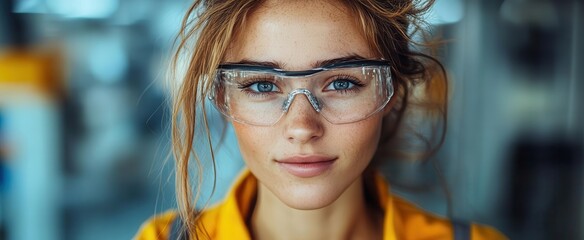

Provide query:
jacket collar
left=213, top=169, right=397, bottom=240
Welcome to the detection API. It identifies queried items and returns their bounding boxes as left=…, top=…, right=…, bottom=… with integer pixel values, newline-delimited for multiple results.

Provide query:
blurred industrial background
left=0, top=0, right=582, bottom=239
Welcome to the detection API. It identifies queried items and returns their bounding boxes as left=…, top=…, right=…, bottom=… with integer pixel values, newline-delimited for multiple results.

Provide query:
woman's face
left=224, top=0, right=387, bottom=210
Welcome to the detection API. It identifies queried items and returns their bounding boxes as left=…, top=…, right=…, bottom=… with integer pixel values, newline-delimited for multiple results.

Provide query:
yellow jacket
left=135, top=170, right=507, bottom=240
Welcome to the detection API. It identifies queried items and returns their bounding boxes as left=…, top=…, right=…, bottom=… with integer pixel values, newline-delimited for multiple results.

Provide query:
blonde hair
left=169, top=0, right=447, bottom=237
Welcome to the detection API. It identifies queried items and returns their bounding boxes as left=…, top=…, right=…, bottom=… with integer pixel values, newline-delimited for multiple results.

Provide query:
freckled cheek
left=232, top=123, right=274, bottom=162
left=340, top=119, right=383, bottom=162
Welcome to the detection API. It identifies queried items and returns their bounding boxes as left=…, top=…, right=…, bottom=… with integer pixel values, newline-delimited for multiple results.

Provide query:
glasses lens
left=317, top=67, right=391, bottom=124
left=212, top=65, right=392, bottom=125
left=215, top=71, right=286, bottom=125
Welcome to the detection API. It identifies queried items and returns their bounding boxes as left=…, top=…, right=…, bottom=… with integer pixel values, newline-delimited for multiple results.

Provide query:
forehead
left=224, top=0, right=376, bottom=70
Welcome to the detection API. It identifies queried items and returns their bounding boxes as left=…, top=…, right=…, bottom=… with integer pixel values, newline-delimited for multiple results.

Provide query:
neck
left=250, top=176, right=383, bottom=240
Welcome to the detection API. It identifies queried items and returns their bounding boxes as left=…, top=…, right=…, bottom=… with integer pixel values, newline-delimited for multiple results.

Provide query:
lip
left=276, top=155, right=336, bottom=178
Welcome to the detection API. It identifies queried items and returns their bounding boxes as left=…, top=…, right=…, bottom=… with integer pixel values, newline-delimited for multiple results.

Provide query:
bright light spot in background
left=425, top=0, right=464, bottom=25
left=112, top=0, right=152, bottom=26
left=409, top=0, right=464, bottom=46
left=148, top=2, right=195, bottom=91
left=14, top=0, right=45, bottom=13
left=46, top=0, right=119, bottom=19
left=86, top=36, right=128, bottom=84
left=150, top=3, right=186, bottom=45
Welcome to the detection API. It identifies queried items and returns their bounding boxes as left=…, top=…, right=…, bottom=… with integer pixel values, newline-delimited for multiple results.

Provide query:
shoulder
left=133, top=211, right=177, bottom=240
left=471, top=223, right=508, bottom=240
left=134, top=171, right=255, bottom=239
left=390, top=195, right=507, bottom=240
left=133, top=206, right=224, bottom=240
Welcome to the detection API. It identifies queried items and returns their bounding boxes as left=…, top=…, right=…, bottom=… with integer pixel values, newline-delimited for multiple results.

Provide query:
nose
left=282, top=93, right=324, bottom=144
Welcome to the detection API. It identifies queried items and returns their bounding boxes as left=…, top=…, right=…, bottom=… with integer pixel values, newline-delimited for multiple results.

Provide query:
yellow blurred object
left=0, top=47, right=64, bottom=97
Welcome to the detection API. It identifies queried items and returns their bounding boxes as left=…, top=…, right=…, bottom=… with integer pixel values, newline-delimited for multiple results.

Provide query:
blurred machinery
left=0, top=0, right=216, bottom=239
left=498, top=1, right=584, bottom=239
left=1, top=1, right=65, bottom=240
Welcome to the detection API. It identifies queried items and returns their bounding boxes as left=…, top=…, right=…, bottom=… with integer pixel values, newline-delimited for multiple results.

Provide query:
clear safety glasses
left=208, top=60, right=394, bottom=126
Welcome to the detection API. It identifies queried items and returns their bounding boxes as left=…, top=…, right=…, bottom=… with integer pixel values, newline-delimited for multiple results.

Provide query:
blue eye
left=334, top=80, right=352, bottom=90
left=326, top=79, right=355, bottom=91
left=249, top=81, right=280, bottom=92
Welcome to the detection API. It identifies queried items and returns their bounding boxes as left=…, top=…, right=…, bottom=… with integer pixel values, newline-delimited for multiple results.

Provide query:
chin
left=275, top=184, right=344, bottom=210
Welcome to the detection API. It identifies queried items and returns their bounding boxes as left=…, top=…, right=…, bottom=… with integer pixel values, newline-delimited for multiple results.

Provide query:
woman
left=136, top=0, right=507, bottom=239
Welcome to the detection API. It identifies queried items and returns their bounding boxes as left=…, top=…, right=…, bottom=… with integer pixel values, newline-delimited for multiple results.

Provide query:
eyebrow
left=227, top=54, right=368, bottom=70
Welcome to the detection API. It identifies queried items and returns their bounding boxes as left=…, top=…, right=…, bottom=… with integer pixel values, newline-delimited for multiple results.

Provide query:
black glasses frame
left=217, top=59, right=391, bottom=77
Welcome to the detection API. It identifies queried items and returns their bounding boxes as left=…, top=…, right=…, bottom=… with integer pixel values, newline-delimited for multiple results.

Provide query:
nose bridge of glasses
left=282, top=89, right=321, bottom=113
